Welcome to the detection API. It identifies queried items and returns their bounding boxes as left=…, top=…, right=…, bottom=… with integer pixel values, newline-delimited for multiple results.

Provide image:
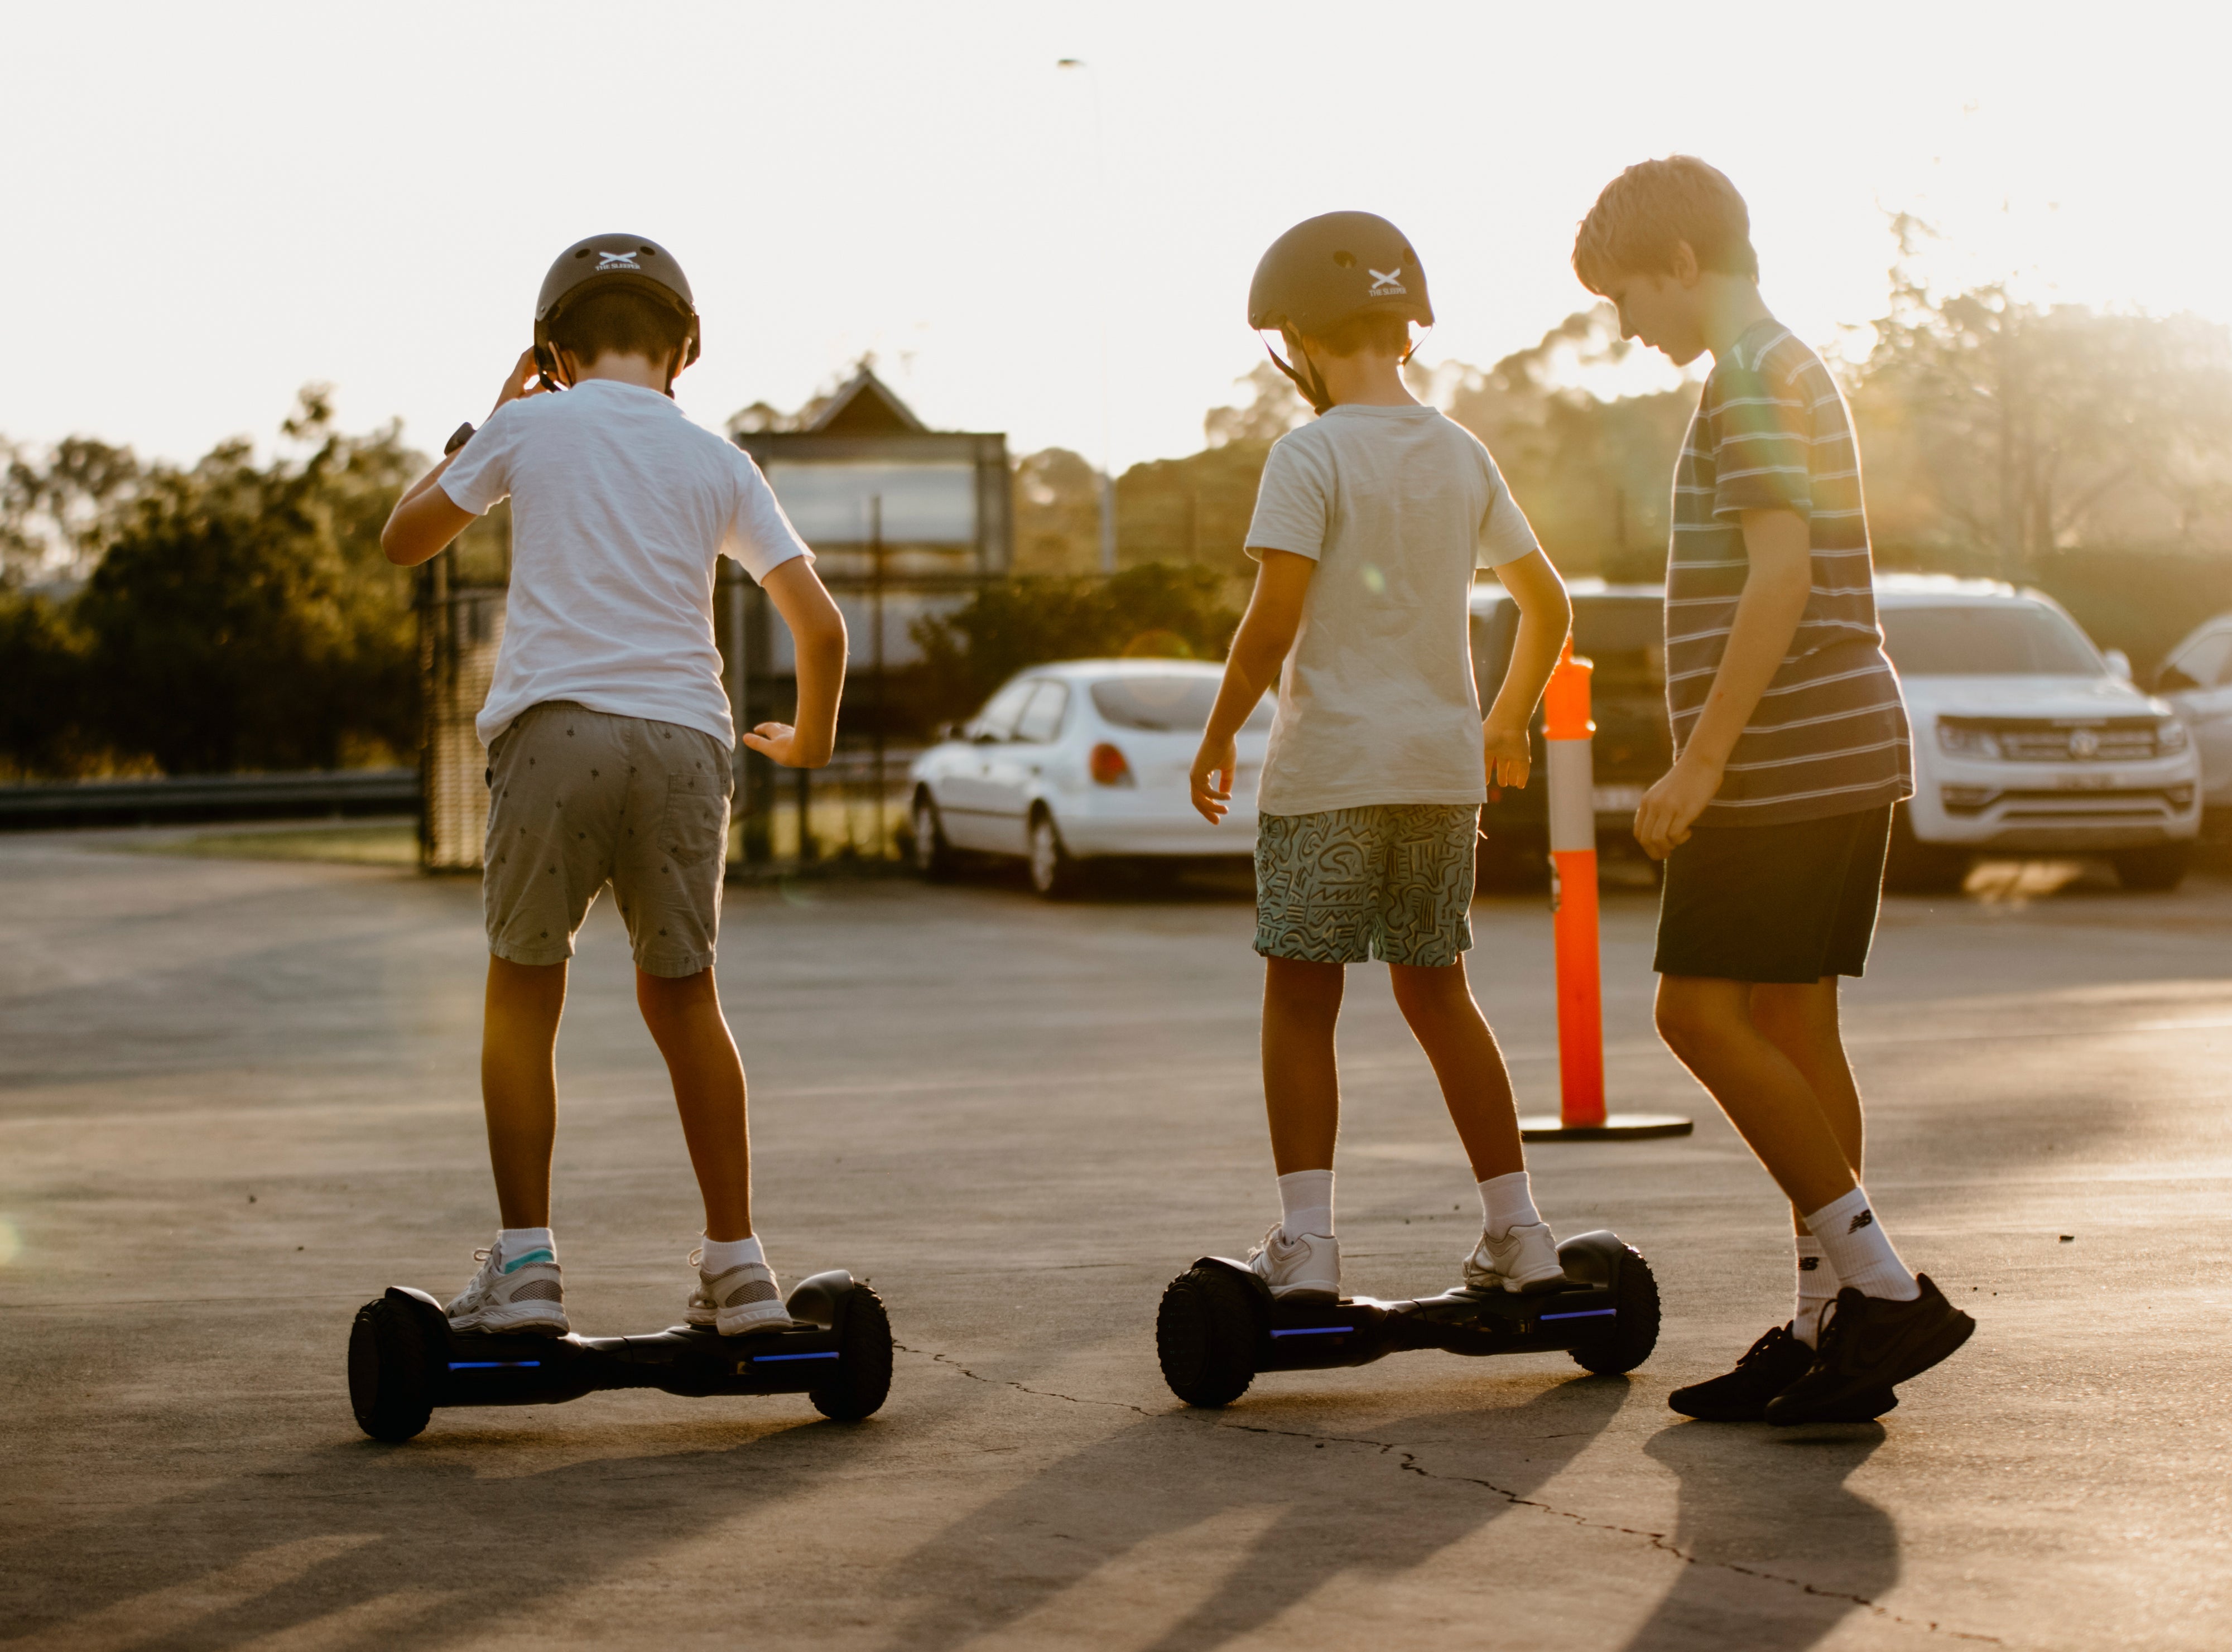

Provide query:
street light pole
left=1059, top=56, right=1117, bottom=575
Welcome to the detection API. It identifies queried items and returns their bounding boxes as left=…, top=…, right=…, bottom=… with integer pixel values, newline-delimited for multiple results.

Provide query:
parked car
left=1470, top=579, right=1672, bottom=880
left=1877, top=576, right=2200, bottom=889
left=2151, top=612, right=2232, bottom=826
left=908, top=659, right=1271, bottom=897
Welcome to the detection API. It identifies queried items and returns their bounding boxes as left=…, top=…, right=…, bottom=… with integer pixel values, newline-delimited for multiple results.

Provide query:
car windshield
left=1090, top=676, right=1272, bottom=733
left=1879, top=603, right=2102, bottom=676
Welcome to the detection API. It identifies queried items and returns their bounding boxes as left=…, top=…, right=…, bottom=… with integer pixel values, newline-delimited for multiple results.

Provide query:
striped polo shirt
left=1666, top=318, right=1913, bottom=826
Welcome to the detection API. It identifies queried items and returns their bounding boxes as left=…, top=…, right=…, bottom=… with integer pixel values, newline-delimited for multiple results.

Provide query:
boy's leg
left=1654, top=975, right=1859, bottom=1216
left=636, top=966, right=751, bottom=1241
left=1389, top=959, right=1563, bottom=1292
left=481, top=956, right=569, bottom=1227
left=1750, top=977, right=1862, bottom=1340
left=1262, top=956, right=1344, bottom=1174
left=1386, top=957, right=1520, bottom=1182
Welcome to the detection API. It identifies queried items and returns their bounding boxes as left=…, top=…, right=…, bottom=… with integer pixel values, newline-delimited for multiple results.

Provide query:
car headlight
left=1935, top=723, right=2002, bottom=759
left=2157, top=717, right=2190, bottom=755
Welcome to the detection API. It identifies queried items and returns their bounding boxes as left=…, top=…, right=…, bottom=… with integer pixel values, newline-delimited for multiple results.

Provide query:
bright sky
left=5, top=1, right=2226, bottom=474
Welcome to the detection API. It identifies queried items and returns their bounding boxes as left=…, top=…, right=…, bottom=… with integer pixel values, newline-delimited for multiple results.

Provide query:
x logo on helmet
left=1368, top=267, right=1405, bottom=295
left=596, top=251, right=641, bottom=270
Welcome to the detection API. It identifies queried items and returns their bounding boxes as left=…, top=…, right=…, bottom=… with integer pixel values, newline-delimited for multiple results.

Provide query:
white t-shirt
left=1244, top=403, right=1542, bottom=816
left=440, top=379, right=812, bottom=746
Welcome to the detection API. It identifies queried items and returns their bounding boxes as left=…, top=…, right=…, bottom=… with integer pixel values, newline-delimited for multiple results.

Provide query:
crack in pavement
left=891, top=1342, right=2004, bottom=1647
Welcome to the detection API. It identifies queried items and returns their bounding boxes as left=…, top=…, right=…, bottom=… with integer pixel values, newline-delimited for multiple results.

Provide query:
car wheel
left=911, top=793, right=956, bottom=882
left=1027, top=811, right=1081, bottom=899
left=2113, top=844, right=2189, bottom=892
left=1883, top=806, right=1969, bottom=894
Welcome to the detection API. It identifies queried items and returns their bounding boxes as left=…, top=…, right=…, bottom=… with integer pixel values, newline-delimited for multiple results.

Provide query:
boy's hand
left=1190, top=735, right=1237, bottom=823
left=1483, top=720, right=1533, bottom=789
left=1634, top=754, right=1722, bottom=860
left=491, top=347, right=550, bottom=416
left=740, top=721, right=828, bottom=769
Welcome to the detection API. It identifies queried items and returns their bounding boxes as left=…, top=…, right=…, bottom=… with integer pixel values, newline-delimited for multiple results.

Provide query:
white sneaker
left=445, top=1237, right=569, bottom=1335
left=686, top=1249, right=792, bottom=1336
left=1463, top=1222, right=1567, bottom=1294
left=1247, top=1224, right=1340, bottom=1302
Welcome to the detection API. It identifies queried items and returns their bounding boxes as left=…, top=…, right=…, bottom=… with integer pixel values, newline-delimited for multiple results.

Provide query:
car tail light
left=1089, top=743, right=1133, bottom=786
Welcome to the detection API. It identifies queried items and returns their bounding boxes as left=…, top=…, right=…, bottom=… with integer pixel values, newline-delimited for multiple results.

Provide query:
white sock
left=699, top=1235, right=765, bottom=1275
left=499, top=1226, right=555, bottom=1265
left=1803, top=1187, right=1920, bottom=1302
left=1277, top=1168, right=1334, bottom=1240
left=1478, top=1171, right=1542, bottom=1239
left=1792, top=1231, right=1839, bottom=1347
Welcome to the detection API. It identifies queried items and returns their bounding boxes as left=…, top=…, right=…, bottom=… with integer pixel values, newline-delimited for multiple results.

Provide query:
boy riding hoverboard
left=1187, top=213, right=1578, bottom=1305
left=381, top=234, right=847, bottom=1342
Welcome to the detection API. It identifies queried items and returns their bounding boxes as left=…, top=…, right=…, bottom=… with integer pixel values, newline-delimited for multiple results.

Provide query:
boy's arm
left=1481, top=549, right=1571, bottom=789
left=381, top=349, right=546, bottom=567
left=1633, top=508, right=1811, bottom=858
left=740, top=557, right=848, bottom=769
left=1189, top=549, right=1313, bottom=823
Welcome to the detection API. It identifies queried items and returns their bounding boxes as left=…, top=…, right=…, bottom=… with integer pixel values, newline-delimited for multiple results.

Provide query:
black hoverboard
left=347, top=1269, right=892, bottom=1442
left=1155, top=1230, right=1658, bottom=1407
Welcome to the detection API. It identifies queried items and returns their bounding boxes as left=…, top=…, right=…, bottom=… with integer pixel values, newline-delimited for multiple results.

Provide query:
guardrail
left=0, top=768, right=419, bottom=830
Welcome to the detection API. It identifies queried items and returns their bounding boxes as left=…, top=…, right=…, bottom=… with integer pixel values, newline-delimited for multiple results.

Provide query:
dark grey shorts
left=1254, top=804, right=1479, bottom=968
left=483, top=701, right=732, bottom=977
left=1653, top=805, right=1892, bottom=984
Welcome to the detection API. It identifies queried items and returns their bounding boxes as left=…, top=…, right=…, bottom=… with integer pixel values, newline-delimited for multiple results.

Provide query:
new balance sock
left=1478, top=1171, right=1542, bottom=1239
left=499, top=1226, right=555, bottom=1265
left=1277, top=1169, right=1334, bottom=1241
left=1803, top=1187, right=1920, bottom=1302
left=700, top=1235, right=765, bottom=1275
left=1792, top=1232, right=1839, bottom=1347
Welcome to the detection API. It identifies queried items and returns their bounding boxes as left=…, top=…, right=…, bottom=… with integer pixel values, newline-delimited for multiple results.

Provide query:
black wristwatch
left=444, top=422, right=476, bottom=456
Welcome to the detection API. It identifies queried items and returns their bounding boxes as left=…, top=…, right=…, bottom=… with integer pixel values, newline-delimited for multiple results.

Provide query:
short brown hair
left=1572, top=156, right=1758, bottom=296
left=1295, top=311, right=1413, bottom=360
left=549, top=287, right=692, bottom=367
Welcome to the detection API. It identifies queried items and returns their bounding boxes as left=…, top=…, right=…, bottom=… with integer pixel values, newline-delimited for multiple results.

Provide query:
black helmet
left=1248, top=212, right=1431, bottom=413
left=533, top=233, right=701, bottom=384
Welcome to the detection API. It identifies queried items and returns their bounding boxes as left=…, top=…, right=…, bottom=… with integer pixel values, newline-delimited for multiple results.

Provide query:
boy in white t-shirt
left=380, top=233, right=846, bottom=1337
left=1190, top=213, right=1575, bottom=1303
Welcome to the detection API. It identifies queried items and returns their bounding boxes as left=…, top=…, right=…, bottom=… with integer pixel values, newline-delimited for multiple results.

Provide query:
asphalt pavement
left=2, top=831, right=2228, bottom=1650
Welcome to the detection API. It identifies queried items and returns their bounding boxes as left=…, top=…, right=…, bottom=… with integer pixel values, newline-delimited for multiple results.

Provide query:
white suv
left=1878, top=576, right=2200, bottom=889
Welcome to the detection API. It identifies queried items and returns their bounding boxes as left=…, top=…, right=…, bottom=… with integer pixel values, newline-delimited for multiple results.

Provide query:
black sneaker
left=1668, top=1323, right=1894, bottom=1423
left=1765, top=1275, right=1974, bottom=1427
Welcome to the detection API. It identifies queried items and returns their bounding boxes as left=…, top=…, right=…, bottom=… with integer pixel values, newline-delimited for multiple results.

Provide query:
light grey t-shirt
left=441, top=379, right=812, bottom=748
left=1244, top=403, right=1541, bottom=816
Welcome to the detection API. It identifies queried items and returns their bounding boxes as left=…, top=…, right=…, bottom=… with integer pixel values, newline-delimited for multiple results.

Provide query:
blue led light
left=448, top=1360, right=543, bottom=1369
left=753, top=1351, right=841, bottom=1362
left=1538, top=1309, right=1618, bottom=1322
left=1270, top=1326, right=1353, bottom=1338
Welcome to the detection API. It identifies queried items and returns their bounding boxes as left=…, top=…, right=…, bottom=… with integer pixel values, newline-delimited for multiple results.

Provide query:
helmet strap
left=1266, top=340, right=1334, bottom=416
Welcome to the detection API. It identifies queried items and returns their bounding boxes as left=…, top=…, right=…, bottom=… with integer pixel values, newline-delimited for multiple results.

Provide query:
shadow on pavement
left=0, top=1414, right=880, bottom=1649
left=876, top=1374, right=1630, bottom=1651
left=1619, top=1418, right=1894, bottom=1652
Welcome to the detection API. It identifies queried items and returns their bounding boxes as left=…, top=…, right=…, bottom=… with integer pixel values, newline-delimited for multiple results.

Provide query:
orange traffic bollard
left=1519, top=638, right=1692, bottom=1142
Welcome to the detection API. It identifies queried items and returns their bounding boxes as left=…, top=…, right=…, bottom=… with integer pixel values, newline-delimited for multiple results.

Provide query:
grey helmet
left=1247, top=212, right=1431, bottom=412
left=532, top=234, right=701, bottom=384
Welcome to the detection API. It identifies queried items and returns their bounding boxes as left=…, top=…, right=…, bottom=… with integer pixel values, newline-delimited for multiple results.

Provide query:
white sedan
left=907, top=658, right=1272, bottom=896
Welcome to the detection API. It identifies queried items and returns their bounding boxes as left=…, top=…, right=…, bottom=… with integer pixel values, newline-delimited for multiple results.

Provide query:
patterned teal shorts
left=1254, top=804, right=1480, bottom=967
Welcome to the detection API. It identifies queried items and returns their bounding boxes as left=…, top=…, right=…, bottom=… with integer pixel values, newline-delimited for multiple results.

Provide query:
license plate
left=1591, top=785, right=1644, bottom=812
left=2057, top=772, right=2118, bottom=790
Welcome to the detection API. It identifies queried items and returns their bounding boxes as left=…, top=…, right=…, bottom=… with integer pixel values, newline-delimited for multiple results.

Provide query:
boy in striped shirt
left=1572, top=157, right=1972, bottom=1425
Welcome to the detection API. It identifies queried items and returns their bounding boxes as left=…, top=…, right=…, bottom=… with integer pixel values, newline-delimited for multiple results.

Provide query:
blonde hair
left=1572, top=156, right=1758, bottom=295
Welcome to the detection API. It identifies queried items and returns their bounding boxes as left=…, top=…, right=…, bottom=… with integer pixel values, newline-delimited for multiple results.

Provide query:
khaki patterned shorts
left=1254, top=804, right=1479, bottom=967
left=484, top=701, right=732, bottom=977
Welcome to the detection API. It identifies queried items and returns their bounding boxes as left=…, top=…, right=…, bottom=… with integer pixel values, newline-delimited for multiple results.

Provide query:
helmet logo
left=595, top=251, right=641, bottom=271
left=1368, top=267, right=1406, bottom=296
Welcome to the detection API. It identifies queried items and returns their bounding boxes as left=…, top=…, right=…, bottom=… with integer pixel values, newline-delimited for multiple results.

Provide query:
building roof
left=805, top=365, right=927, bottom=435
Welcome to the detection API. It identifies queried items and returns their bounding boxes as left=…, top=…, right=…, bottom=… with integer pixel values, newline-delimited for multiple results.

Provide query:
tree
left=2, top=437, right=142, bottom=585
left=1853, top=218, right=2232, bottom=580
left=72, top=388, right=421, bottom=774
left=1012, top=447, right=1103, bottom=575
left=1204, top=360, right=1307, bottom=448
left=908, top=562, right=1240, bottom=724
